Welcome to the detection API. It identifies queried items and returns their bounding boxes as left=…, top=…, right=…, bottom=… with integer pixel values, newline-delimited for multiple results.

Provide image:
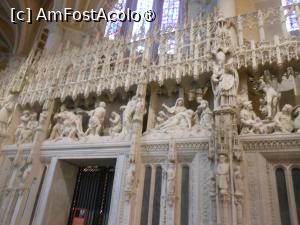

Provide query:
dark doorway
left=68, top=166, right=115, bottom=225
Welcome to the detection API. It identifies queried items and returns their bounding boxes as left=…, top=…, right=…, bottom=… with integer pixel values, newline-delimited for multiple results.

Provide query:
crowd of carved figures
left=240, top=68, right=300, bottom=135
left=46, top=96, right=141, bottom=142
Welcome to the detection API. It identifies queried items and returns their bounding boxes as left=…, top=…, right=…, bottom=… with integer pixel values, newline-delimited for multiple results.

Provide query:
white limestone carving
left=49, top=104, right=84, bottom=141
left=120, top=96, right=138, bottom=135
left=144, top=97, right=213, bottom=139
left=216, top=154, right=229, bottom=196
left=109, top=111, right=122, bottom=136
left=195, top=99, right=213, bottom=133
left=274, top=104, right=294, bottom=133
left=257, top=77, right=280, bottom=119
left=15, top=111, right=38, bottom=144
left=234, top=165, right=244, bottom=225
left=240, top=101, right=264, bottom=134
left=166, top=163, right=176, bottom=206
left=156, top=98, right=194, bottom=131
left=292, top=105, right=300, bottom=133
left=234, top=165, right=244, bottom=197
left=124, top=162, right=135, bottom=201
left=211, top=49, right=239, bottom=109
left=85, top=102, right=106, bottom=136
left=0, top=95, right=17, bottom=139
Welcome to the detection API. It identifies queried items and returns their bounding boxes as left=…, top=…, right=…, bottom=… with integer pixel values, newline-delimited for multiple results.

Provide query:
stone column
left=218, top=0, right=236, bottom=18
left=122, top=72, right=148, bottom=225
left=31, top=157, right=58, bottom=225
left=108, top=155, right=127, bottom=225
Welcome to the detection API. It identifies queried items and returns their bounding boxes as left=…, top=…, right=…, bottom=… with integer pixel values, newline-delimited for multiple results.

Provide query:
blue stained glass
left=281, top=0, right=300, bottom=31
left=132, top=0, right=154, bottom=39
left=104, top=0, right=127, bottom=39
left=161, top=0, right=180, bottom=30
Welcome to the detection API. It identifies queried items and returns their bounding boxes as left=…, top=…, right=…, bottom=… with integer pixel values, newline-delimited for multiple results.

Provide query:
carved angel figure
left=109, top=111, right=122, bottom=136
left=85, top=102, right=106, bottom=136
left=211, top=49, right=239, bottom=108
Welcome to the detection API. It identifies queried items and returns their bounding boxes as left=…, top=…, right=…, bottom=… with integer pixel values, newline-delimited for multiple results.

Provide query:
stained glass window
left=104, top=0, right=127, bottom=39
left=132, top=0, right=154, bottom=39
left=161, top=0, right=180, bottom=31
left=281, top=0, right=300, bottom=32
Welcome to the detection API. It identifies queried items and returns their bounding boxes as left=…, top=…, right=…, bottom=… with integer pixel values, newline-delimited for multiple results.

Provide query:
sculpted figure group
left=49, top=95, right=141, bottom=142
left=153, top=97, right=213, bottom=136
left=240, top=101, right=300, bottom=134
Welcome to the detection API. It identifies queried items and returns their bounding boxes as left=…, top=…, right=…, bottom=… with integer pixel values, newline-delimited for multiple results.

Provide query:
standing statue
left=257, top=77, right=280, bottom=119
left=274, top=104, right=294, bottom=133
left=197, top=99, right=213, bottom=131
left=216, top=154, right=229, bottom=196
left=85, top=102, right=106, bottom=136
left=234, top=165, right=244, bottom=196
left=211, top=49, right=239, bottom=108
left=0, top=95, right=17, bottom=139
left=15, top=110, right=31, bottom=144
left=109, top=111, right=122, bottom=136
left=120, top=96, right=138, bottom=134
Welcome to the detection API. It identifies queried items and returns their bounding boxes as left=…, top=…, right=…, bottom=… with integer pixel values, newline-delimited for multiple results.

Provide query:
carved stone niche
left=47, top=91, right=141, bottom=143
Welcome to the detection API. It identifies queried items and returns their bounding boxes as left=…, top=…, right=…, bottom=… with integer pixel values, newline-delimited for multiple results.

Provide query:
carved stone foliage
left=143, top=98, right=213, bottom=139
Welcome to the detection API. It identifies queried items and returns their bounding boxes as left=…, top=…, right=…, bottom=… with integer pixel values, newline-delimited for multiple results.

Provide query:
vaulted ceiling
left=0, top=0, right=114, bottom=56
left=0, top=0, right=53, bottom=55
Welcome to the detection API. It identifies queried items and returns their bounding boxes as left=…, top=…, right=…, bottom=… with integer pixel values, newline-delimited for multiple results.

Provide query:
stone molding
left=241, top=133, right=300, bottom=152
